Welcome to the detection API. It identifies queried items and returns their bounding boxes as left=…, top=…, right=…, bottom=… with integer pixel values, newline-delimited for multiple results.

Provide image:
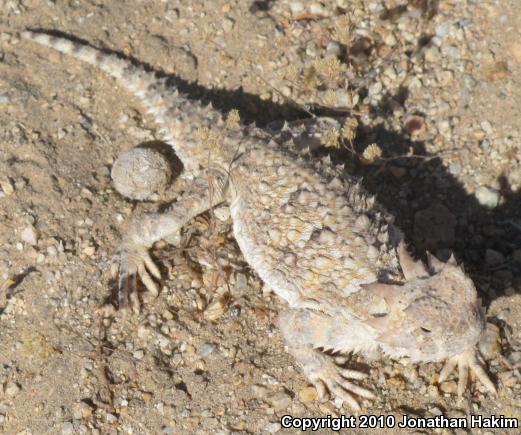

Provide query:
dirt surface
left=1, top=0, right=521, bottom=434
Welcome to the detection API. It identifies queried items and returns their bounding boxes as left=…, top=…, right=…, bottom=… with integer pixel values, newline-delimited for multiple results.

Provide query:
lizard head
left=361, top=242, right=486, bottom=362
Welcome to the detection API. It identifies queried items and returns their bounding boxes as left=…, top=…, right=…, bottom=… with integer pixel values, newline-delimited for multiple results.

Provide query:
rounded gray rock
left=111, top=147, right=171, bottom=200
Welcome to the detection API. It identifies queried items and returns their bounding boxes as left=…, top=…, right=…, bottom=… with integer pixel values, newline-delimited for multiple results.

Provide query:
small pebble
left=4, top=381, right=20, bottom=397
left=439, top=380, right=457, bottom=394
left=21, top=225, right=38, bottom=245
left=485, top=249, right=505, bottom=267
left=507, top=351, right=521, bottom=365
left=289, top=1, right=304, bottom=14
left=429, top=406, right=443, bottom=416
left=213, top=206, right=230, bottom=222
left=235, top=273, right=248, bottom=291
left=73, top=405, right=83, bottom=420
left=309, top=2, right=328, bottom=16
left=445, top=45, right=460, bottom=60
left=222, top=17, right=235, bottom=33
left=435, top=22, right=451, bottom=38
left=265, top=422, right=282, bottom=434
left=77, top=402, right=93, bottom=419
left=111, top=147, right=171, bottom=200
left=497, top=371, right=518, bottom=387
left=424, top=46, right=440, bottom=62
left=199, top=342, right=216, bottom=357
left=133, top=349, right=145, bottom=360
left=505, top=287, right=516, bottom=296
left=73, top=402, right=92, bottom=421
left=475, top=186, right=500, bottom=208
left=157, top=335, right=171, bottom=349
left=404, top=115, right=425, bottom=135
left=427, top=385, right=439, bottom=398
left=105, top=413, right=118, bottom=424
left=61, top=422, right=74, bottom=435
left=298, top=386, right=317, bottom=403
left=480, top=120, right=493, bottom=134
left=448, top=162, right=461, bottom=175
left=0, top=177, right=14, bottom=195
left=82, top=246, right=96, bottom=256
left=252, top=384, right=269, bottom=399
left=47, top=245, right=58, bottom=256
left=266, top=391, right=292, bottom=411
left=326, top=41, right=341, bottom=57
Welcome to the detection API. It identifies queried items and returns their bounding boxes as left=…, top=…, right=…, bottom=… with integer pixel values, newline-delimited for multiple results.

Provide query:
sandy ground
left=1, top=0, right=521, bottom=434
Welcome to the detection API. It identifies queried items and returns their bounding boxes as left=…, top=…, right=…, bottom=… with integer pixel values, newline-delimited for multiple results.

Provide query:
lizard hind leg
left=117, top=172, right=229, bottom=312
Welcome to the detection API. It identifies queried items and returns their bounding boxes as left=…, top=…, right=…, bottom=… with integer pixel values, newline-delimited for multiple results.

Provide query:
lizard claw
left=438, top=348, right=496, bottom=396
left=304, top=351, right=374, bottom=411
left=118, top=241, right=161, bottom=312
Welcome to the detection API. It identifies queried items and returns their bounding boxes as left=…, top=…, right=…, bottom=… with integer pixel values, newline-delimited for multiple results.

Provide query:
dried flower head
left=313, top=55, right=345, bottom=84
left=284, top=64, right=299, bottom=83
left=226, top=109, right=241, bottom=129
left=196, top=127, right=222, bottom=152
left=323, top=89, right=337, bottom=107
left=333, top=14, right=354, bottom=45
left=321, top=127, right=341, bottom=149
left=342, top=117, right=359, bottom=141
left=302, top=66, right=322, bottom=90
left=362, top=143, right=382, bottom=163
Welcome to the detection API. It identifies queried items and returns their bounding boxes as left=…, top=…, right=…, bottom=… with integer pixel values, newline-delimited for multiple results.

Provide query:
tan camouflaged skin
left=22, top=30, right=497, bottom=409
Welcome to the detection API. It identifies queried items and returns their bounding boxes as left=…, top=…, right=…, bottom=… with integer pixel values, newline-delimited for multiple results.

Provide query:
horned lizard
left=22, top=30, right=497, bottom=410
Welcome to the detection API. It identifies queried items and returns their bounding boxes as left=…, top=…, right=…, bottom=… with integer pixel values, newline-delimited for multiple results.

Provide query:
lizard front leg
left=118, top=170, right=229, bottom=311
left=278, top=309, right=375, bottom=411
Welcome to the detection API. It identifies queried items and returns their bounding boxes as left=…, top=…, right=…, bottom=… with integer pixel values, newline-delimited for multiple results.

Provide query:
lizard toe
left=438, top=348, right=496, bottom=396
left=118, top=271, right=136, bottom=310
left=306, top=353, right=372, bottom=410
left=137, top=263, right=159, bottom=296
left=326, top=381, right=361, bottom=411
left=312, top=379, right=329, bottom=402
left=118, top=241, right=161, bottom=310
left=339, top=367, right=369, bottom=381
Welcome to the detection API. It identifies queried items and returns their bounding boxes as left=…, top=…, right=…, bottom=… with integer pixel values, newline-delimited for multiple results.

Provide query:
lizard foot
left=118, top=241, right=161, bottom=312
left=438, top=348, right=496, bottom=396
left=303, top=350, right=374, bottom=411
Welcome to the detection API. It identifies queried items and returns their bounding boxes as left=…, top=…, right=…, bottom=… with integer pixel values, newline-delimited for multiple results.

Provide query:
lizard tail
left=21, top=30, right=221, bottom=172
left=22, top=30, right=164, bottom=99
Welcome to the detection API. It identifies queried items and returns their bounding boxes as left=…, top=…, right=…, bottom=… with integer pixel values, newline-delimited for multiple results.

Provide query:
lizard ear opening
left=397, top=240, right=429, bottom=280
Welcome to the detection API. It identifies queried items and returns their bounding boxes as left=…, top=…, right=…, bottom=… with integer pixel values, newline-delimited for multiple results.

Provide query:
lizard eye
left=420, top=327, right=432, bottom=334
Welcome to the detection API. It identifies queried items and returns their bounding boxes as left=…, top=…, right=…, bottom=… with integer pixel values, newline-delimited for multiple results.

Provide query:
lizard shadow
left=29, top=30, right=521, bottom=310
left=346, top=121, right=521, bottom=309
left=26, top=28, right=307, bottom=126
